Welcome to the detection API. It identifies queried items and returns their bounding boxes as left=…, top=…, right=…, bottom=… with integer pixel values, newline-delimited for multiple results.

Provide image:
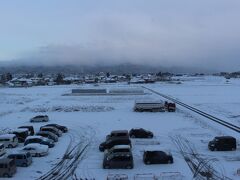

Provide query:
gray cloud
left=3, top=0, right=240, bottom=72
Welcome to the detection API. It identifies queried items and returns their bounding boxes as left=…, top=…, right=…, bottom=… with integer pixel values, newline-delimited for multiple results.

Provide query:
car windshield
left=42, top=138, right=49, bottom=141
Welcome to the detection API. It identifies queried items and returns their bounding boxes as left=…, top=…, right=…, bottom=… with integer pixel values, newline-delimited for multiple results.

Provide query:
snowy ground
left=0, top=76, right=239, bottom=179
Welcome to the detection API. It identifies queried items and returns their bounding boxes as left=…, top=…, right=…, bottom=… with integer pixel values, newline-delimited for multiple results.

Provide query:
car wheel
left=146, top=161, right=151, bottom=165
left=3, top=173, right=10, bottom=177
left=168, top=160, right=173, bottom=164
left=232, top=147, right=236, bottom=151
left=103, top=165, right=110, bottom=169
left=8, top=144, right=13, bottom=148
left=126, top=165, right=133, bottom=169
left=22, top=163, right=28, bottom=167
left=148, top=135, right=153, bottom=138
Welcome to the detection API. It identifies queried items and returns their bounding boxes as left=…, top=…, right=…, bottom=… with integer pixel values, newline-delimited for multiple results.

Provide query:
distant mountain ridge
left=0, top=62, right=216, bottom=75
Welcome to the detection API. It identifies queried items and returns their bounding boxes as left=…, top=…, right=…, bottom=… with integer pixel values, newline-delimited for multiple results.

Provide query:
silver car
left=21, top=143, right=49, bottom=157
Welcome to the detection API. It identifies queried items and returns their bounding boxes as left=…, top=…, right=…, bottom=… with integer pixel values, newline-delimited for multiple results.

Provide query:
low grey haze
left=0, top=0, right=240, bottom=72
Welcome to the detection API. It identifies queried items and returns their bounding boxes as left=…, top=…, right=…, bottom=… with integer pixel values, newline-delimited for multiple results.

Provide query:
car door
left=23, top=147, right=32, bottom=154
left=224, top=139, right=230, bottom=150
left=149, top=153, right=156, bottom=164
left=25, top=147, right=35, bottom=155
left=140, top=129, right=147, bottom=138
left=16, top=155, right=23, bottom=166
left=135, top=130, right=141, bottom=138
left=157, top=152, right=165, bottom=163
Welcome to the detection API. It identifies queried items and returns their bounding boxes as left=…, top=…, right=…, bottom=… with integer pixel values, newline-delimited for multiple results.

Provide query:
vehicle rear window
left=9, top=160, right=14, bottom=167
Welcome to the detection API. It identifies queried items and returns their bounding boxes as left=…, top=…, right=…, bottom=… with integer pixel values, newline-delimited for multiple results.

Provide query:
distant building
left=8, top=78, right=33, bottom=87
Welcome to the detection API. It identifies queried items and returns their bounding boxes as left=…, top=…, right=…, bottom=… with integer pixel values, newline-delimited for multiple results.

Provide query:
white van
left=0, top=134, right=18, bottom=148
left=0, top=144, right=6, bottom=156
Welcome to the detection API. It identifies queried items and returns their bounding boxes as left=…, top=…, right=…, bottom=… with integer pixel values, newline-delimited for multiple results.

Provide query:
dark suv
left=36, top=131, right=58, bottom=142
left=44, top=124, right=68, bottom=133
left=106, top=130, right=129, bottom=140
left=18, top=126, right=34, bottom=136
left=103, top=152, right=134, bottom=169
left=143, top=151, right=173, bottom=164
left=12, top=129, right=29, bottom=143
left=99, top=137, right=131, bottom=152
left=208, top=136, right=236, bottom=151
left=129, top=128, right=153, bottom=138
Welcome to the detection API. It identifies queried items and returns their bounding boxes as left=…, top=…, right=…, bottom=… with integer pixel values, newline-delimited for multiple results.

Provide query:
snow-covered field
left=0, top=76, right=239, bottom=179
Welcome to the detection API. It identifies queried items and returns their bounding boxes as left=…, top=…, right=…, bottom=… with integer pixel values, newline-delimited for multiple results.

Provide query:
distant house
left=84, top=76, right=96, bottom=83
left=31, top=78, right=47, bottom=86
left=63, top=77, right=82, bottom=84
left=105, top=76, right=117, bottom=83
left=42, top=78, right=55, bottom=86
left=8, top=78, right=33, bottom=87
left=129, top=77, right=145, bottom=84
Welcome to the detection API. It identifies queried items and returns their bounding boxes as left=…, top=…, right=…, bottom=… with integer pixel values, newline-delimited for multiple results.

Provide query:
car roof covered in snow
left=22, top=143, right=48, bottom=150
left=13, top=128, right=29, bottom=133
left=0, top=134, right=16, bottom=139
left=25, top=135, right=43, bottom=140
left=111, top=145, right=131, bottom=149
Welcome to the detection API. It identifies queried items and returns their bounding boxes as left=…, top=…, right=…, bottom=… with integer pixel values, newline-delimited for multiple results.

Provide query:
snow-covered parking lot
left=0, top=76, right=239, bottom=179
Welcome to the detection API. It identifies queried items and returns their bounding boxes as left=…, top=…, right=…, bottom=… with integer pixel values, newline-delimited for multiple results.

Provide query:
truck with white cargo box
left=134, top=100, right=165, bottom=112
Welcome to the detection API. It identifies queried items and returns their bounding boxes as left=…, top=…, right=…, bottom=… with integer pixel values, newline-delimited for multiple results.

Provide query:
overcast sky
left=0, top=0, right=240, bottom=71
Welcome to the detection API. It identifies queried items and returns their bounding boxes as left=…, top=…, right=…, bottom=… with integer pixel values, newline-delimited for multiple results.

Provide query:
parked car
left=21, top=143, right=49, bottom=157
left=7, top=152, right=32, bottom=167
left=44, top=124, right=68, bottom=133
left=36, top=131, right=58, bottom=142
left=30, top=115, right=49, bottom=123
left=0, top=158, right=17, bottom=177
left=0, top=144, right=6, bottom=157
left=24, top=136, right=54, bottom=148
left=99, top=137, right=131, bottom=152
left=18, top=126, right=34, bottom=135
left=0, top=134, right=18, bottom=148
left=208, top=136, right=236, bottom=151
left=143, top=151, right=173, bottom=164
left=106, top=130, right=129, bottom=140
left=12, top=129, right=29, bottom=143
left=104, top=145, right=131, bottom=155
left=103, top=152, right=134, bottom=169
left=129, top=128, right=153, bottom=138
left=40, top=126, right=62, bottom=137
